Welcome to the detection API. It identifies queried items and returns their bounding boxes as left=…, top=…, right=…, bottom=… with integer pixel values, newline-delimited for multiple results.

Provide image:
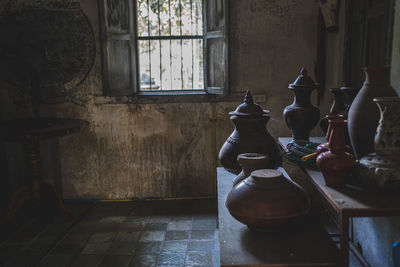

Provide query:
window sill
left=94, top=91, right=246, bottom=104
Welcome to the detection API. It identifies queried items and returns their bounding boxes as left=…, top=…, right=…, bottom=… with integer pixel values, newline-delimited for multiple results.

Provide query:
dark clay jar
left=283, top=68, right=320, bottom=142
left=226, top=169, right=310, bottom=232
left=219, top=91, right=282, bottom=174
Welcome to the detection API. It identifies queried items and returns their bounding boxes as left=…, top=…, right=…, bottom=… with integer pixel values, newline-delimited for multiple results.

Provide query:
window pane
left=159, top=0, right=171, bottom=35
left=137, top=0, right=149, bottom=36
left=193, top=0, right=203, bottom=35
left=139, top=40, right=152, bottom=90
left=139, top=39, right=203, bottom=90
left=170, top=0, right=182, bottom=35
left=193, top=39, right=204, bottom=89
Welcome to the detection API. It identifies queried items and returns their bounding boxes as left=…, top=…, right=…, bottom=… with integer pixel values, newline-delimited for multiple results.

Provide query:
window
left=98, top=0, right=228, bottom=97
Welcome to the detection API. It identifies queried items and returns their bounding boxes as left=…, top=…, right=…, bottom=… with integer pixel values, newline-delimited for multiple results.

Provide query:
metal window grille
left=137, top=0, right=204, bottom=91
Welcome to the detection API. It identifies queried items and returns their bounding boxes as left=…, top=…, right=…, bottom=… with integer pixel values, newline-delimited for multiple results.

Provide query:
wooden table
left=217, top=167, right=340, bottom=266
left=279, top=137, right=400, bottom=267
left=1, top=117, right=87, bottom=223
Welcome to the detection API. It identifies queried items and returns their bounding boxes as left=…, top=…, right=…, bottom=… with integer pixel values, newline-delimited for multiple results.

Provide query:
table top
left=0, top=117, right=87, bottom=141
left=279, top=137, right=400, bottom=216
left=217, top=167, right=340, bottom=266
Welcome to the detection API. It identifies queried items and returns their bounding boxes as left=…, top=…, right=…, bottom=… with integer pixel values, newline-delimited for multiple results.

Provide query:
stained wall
left=0, top=0, right=319, bottom=199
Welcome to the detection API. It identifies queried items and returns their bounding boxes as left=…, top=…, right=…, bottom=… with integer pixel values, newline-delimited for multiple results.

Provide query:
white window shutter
left=203, top=0, right=229, bottom=95
left=99, top=0, right=138, bottom=96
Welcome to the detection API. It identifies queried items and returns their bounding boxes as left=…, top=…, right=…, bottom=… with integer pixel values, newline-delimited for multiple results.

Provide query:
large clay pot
left=283, top=68, right=320, bottom=142
left=219, top=91, right=282, bottom=174
left=232, top=153, right=269, bottom=186
left=347, top=66, right=397, bottom=159
left=356, top=97, right=400, bottom=191
left=317, top=119, right=356, bottom=188
left=226, top=169, right=310, bottom=232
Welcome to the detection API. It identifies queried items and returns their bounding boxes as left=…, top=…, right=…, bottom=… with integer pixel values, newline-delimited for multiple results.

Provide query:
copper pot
left=226, top=169, right=310, bottom=232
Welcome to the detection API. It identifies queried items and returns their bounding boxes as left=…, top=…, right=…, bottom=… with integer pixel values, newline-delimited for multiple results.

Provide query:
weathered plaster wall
left=1, top=0, right=320, bottom=200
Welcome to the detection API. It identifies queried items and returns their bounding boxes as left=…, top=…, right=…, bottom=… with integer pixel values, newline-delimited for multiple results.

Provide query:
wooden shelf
left=278, top=137, right=400, bottom=267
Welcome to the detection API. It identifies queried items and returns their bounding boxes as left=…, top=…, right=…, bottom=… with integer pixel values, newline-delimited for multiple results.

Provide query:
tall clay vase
left=316, top=119, right=356, bottom=188
left=284, top=68, right=320, bottom=142
left=219, top=91, right=282, bottom=174
left=347, top=66, right=397, bottom=159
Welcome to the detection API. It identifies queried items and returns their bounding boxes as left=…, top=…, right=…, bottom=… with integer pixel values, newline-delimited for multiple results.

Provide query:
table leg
left=340, top=212, right=350, bottom=267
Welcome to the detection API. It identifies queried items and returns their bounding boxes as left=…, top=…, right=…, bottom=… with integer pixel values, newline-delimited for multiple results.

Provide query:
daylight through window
left=137, top=0, right=203, bottom=91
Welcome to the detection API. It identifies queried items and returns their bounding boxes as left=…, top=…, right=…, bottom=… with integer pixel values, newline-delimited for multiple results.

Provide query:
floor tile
left=185, top=251, right=214, bottom=266
left=192, top=217, right=216, bottom=230
left=70, top=254, right=104, bottom=267
left=61, top=233, right=91, bottom=244
left=167, top=220, right=192, bottom=231
left=191, top=230, right=215, bottom=240
left=99, top=216, right=126, bottom=224
left=144, top=222, right=168, bottom=230
left=139, top=231, right=165, bottom=242
left=129, top=253, right=157, bottom=267
left=135, top=242, right=162, bottom=254
left=38, top=254, right=74, bottom=267
left=107, top=242, right=137, bottom=255
left=187, top=240, right=214, bottom=251
left=117, top=222, right=145, bottom=232
left=100, top=254, right=131, bottom=267
left=157, top=252, right=185, bottom=266
left=82, top=242, right=112, bottom=254
left=51, top=243, right=84, bottom=255
left=165, top=231, right=189, bottom=241
left=89, top=232, right=115, bottom=243
left=124, top=216, right=148, bottom=223
left=115, top=232, right=141, bottom=242
left=146, top=216, right=170, bottom=223
left=162, top=240, right=187, bottom=252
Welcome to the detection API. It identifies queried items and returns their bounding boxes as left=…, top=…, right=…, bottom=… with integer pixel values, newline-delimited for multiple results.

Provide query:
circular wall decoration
left=0, top=0, right=95, bottom=104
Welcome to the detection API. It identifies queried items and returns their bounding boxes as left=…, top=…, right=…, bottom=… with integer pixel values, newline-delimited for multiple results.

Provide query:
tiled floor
left=0, top=199, right=366, bottom=267
left=0, top=200, right=219, bottom=267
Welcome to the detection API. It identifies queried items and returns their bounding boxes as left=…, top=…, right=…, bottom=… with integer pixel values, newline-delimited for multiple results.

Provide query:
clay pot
left=317, top=114, right=343, bottom=154
left=320, top=88, right=346, bottom=134
left=226, top=169, right=310, bottom=232
left=219, top=91, right=282, bottom=174
left=317, top=119, right=356, bottom=188
left=232, top=153, right=269, bottom=186
left=283, top=68, right=320, bottom=142
left=347, top=66, right=397, bottom=159
left=356, top=97, right=400, bottom=191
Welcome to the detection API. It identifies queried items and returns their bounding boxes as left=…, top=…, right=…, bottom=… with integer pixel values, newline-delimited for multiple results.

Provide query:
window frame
left=98, top=0, right=229, bottom=99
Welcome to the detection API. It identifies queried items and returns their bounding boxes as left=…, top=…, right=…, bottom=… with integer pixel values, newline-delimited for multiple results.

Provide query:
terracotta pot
left=232, top=153, right=269, bottom=186
left=347, top=66, right=397, bottom=159
left=317, top=115, right=351, bottom=155
left=320, top=88, right=346, bottom=134
left=283, top=68, right=320, bottom=142
left=317, top=119, right=356, bottom=188
left=226, top=169, right=310, bottom=231
left=356, top=97, right=400, bottom=191
left=219, top=91, right=282, bottom=174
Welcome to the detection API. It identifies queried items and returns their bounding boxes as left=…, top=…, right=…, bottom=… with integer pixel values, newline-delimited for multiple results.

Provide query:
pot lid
left=229, top=91, right=269, bottom=117
left=289, top=68, right=318, bottom=89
